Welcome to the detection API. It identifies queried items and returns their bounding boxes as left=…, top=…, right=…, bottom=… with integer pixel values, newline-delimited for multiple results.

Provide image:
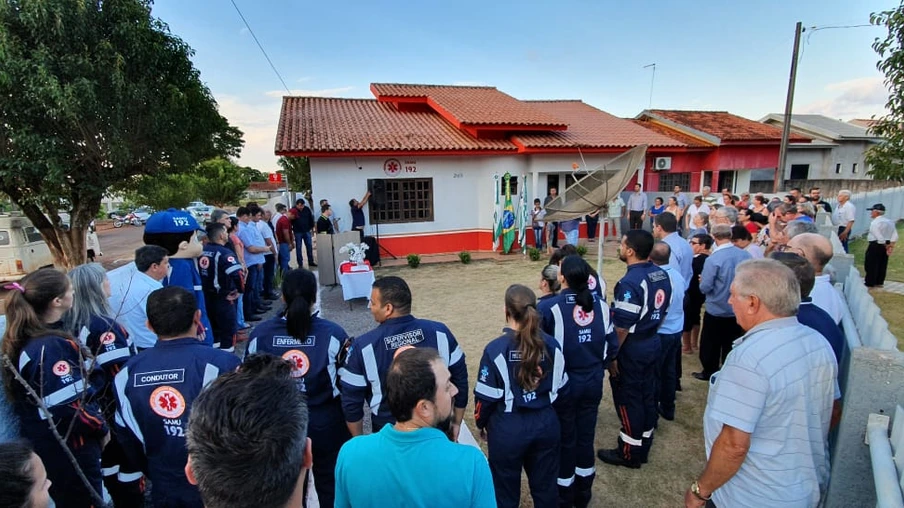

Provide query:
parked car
left=187, top=201, right=207, bottom=209
left=0, top=213, right=54, bottom=282
left=107, top=208, right=129, bottom=219
left=132, top=206, right=154, bottom=223
left=189, top=205, right=213, bottom=223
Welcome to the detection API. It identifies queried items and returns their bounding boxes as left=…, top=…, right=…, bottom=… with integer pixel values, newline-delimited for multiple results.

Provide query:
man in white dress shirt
left=864, top=203, right=898, bottom=288
left=108, top=245, right=170, bottom=350
left=832, top=190, right=856, bottom=253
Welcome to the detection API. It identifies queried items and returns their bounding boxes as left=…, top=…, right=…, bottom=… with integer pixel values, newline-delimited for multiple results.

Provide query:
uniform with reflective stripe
left=474, top=328, right=568, bottom=508
left=609, top=261, right=672, bottom=465
left=73, top=315, right=144, bottom=506
left=113, top=337, right=240, bottom=508
left=200, top=243, right=243, bottom=350
left=539, top=289, right=617, bottom=507
left=339, top=314, right=468, bottom=430
left=163, top=257, right=213, bottom=346
left=13, top=335, right=108, bottom=507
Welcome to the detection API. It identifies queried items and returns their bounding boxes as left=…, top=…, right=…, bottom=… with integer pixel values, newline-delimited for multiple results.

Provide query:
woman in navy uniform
left=550, top=245, right=606, bottom=301
left=64, top=263, right=143, bottom=506
left=539, top=264, right=560, bottom=305
left=475, top=284, right=568, bottom=508
left=540, top=255, right=618, bottom=508
left=1, top=269, right=108, bottom=508
left=246, top=268, right=351, bottom=507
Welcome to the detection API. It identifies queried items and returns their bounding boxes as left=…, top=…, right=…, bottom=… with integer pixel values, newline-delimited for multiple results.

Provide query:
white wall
left=786, top=141, right=874, bottom=180
left=309, top=153, right=622, bottom=239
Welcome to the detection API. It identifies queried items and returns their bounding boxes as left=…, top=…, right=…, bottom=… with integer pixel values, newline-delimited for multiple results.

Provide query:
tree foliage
left=868, top=2, right=904, bottom=182
left=0, top=0, right=243, bottom=268
left=122, top=173, right=198, bottom=211
left=278, top=156, right=311, bottom=195
left=194, top=158, right=260, bottom=207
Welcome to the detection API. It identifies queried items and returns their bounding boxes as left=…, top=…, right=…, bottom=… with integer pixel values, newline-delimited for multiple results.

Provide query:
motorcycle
left=112, top=212, right=143, bottom=228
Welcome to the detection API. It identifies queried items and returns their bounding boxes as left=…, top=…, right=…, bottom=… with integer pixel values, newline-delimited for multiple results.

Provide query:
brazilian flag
left=494, top=173, right=516, bottom=253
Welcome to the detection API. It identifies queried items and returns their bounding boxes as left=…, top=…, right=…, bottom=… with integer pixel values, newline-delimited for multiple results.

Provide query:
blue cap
left=145, top=208, right=203, bottom=234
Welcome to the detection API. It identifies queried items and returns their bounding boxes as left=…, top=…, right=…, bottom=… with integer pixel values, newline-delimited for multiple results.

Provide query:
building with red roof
left=275, top=84, right=792, bottom=255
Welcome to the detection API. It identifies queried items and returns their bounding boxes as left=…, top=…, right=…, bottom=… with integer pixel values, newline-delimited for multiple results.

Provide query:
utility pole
left=775, top=22, right=804, bottom=193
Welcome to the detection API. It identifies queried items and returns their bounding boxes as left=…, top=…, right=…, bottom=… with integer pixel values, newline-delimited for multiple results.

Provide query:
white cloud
left=264, top=86, right=355, bottom=98
left=798, top=76, right=888, bottom=119
left=451, top=80, right=489, bottom=87
left=297, top=76, right=314, bottom=83
left=215, top=85, right=355, bottom=171
left=239, top=27, right=249, bottom=36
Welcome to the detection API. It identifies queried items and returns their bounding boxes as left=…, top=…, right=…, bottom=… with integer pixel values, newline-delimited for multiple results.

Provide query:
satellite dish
left=543, top=144, right=648, bottom=222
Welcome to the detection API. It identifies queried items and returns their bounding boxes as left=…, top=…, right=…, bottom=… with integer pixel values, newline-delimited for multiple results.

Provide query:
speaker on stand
left=367, top=180, right=397, bottom=263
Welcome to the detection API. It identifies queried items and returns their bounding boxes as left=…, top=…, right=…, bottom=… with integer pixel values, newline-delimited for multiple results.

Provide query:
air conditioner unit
left=654, top=157, right=672, bottom=171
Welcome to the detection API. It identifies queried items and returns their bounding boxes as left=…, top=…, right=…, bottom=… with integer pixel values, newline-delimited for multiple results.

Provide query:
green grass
left=848, top=221, right=904, bottom=282
left=848, top=221, right=904, bottom=350
left=869, top=291, right=904, bottom=351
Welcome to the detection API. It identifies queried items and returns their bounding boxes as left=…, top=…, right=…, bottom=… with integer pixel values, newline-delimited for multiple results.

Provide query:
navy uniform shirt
left=114, top=338, right=240, bottom=508
left=611, top=262, right=672, bottom=338
left=539, top=289, right=618, bottom=373
left=246, top=314, right=349, bottom=407
left=339, top=314, right=468, bottom=424
left=76, top=315, right=136, bottom=421
left=474, top=328, right=568, bottom=429
left=14, top=335, right=108, bottom=449
left=164, top=258, right=213, bottom=346
left=199, top=243, right=243, bottom=297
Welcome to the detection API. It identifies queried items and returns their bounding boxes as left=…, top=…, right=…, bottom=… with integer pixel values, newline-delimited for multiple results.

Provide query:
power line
left=228, top=0, right=292, bottom=95
left=808, top=23, right=874, bottom=32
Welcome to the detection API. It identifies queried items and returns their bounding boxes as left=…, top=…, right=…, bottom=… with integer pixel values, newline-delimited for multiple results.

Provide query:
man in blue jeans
left=290, top=198, right=316, bottom=267
left=236, top=206, right=269, bottom=322
left=274, top=203, right=294, bottom=275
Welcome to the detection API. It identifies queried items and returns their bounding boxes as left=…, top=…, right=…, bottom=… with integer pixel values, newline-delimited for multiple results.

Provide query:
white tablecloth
left=338, top=267, right=375, bottom=301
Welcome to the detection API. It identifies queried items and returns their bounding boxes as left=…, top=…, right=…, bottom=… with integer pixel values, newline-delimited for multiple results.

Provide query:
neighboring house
left=274, top=83, right=686, bottom=255
left=760, top=114, right=882, bottom=182
left=246, top=181, right=287, bottom=202
left=848, top=118, right=880, bottom=131
left=632, top=110, right=810, bottom=194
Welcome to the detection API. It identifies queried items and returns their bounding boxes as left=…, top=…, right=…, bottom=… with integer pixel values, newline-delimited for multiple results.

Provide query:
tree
left=0, top=0, right=243, bottom=268
left=122, top=173, right=199, bottom=211
left=868, top=2, right=904, bottom=181
left=194, top=158, right=258, bottom=207
left=239, top=165, right=268, bottom=183
left=278, top=156, right=312, bottom=196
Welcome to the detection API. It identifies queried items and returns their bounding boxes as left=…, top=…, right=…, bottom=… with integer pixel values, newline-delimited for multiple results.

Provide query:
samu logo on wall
left=383, top=159, right=418, bottom=176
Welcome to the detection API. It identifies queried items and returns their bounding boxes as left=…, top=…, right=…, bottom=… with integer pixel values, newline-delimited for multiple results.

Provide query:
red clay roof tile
left=371, top=83, right=567, bottom=128
left=513, top=101, right=685, bottom=149
left=630, top=119, right=715, bottom=148
left=275, top=97, right=518, bottom=154
left=644, top=110, right=809, bottom=142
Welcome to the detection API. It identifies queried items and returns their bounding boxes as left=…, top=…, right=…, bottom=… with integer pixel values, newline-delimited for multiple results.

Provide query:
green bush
left=458, top=251, right=471, bottom=264
left=576, top=245, right=588, bottom=257
left=407, top=253, right=421, bottom=268
left=528, top=247, right=542, bottom=261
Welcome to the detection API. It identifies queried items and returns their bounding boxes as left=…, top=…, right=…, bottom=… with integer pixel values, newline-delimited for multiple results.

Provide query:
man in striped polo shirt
left=684, top=259, right=838, bottom=508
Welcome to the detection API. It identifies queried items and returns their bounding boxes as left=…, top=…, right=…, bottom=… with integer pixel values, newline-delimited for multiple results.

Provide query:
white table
left=337, top=263, right=375, bottom=302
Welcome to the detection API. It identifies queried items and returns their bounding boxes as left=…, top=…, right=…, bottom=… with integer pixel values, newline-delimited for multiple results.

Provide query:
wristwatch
left=691, top=480, right=712, bottom=501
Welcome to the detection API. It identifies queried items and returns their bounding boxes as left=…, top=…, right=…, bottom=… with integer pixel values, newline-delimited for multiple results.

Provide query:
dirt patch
left=375, top=252, right=708, bottom=507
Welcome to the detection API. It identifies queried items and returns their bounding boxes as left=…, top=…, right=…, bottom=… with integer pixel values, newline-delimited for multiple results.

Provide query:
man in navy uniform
left=113, top=287, right=241, bottom=508
left=598, top=230, right=671, bottom=468
left=339, top=276, right=469, bottom=440
left=199, top=223, right=244, bottom=352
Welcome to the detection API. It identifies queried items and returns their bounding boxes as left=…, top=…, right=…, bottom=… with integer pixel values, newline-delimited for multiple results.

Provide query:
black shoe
left=264, top=295, right=279, bottom=301
left=309, top=263, right=317, bottom=267
left=692, top=372, right=710, bottom=381
left=676, top=381, right=683, bottom=392
left=246, top=314, right=264, bottom=322
left=658, top=408, right=675, bottom=421
left=597, top=448, right=641, bottom=469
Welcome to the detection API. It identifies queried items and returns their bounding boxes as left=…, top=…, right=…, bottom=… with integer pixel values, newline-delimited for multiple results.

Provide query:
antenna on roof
left=643, top=63, right=656, bottom=109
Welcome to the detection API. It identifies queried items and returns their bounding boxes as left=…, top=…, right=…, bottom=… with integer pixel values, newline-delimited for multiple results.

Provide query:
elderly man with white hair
left=787, top=233, right=845, bottom=325
left=683, top=259, right=838, bottom=508
left=832, top=190, right=856, bottom=253
left=710, top=206, right=737, bottom=227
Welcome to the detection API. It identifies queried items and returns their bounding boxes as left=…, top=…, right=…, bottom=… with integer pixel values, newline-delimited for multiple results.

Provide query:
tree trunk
left=17, top=203, right=90, bottom=271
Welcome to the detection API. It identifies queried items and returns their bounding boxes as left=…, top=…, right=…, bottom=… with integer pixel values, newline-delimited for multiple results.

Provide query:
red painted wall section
left=378, top=224, right=616, bottom=256
left=703, top=146, right=779, bottom=170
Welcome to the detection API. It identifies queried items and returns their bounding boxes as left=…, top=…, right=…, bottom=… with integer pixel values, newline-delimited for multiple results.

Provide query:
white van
left=0, top=213, right=54, bottom=281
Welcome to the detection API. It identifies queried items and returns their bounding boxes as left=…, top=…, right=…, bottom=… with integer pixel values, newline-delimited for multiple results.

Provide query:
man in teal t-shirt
left=335, top=348, right=495, bottom=508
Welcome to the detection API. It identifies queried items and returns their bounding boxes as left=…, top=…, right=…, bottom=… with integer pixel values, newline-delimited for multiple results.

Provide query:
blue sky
left=152, top=0, right=898, bottom=171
